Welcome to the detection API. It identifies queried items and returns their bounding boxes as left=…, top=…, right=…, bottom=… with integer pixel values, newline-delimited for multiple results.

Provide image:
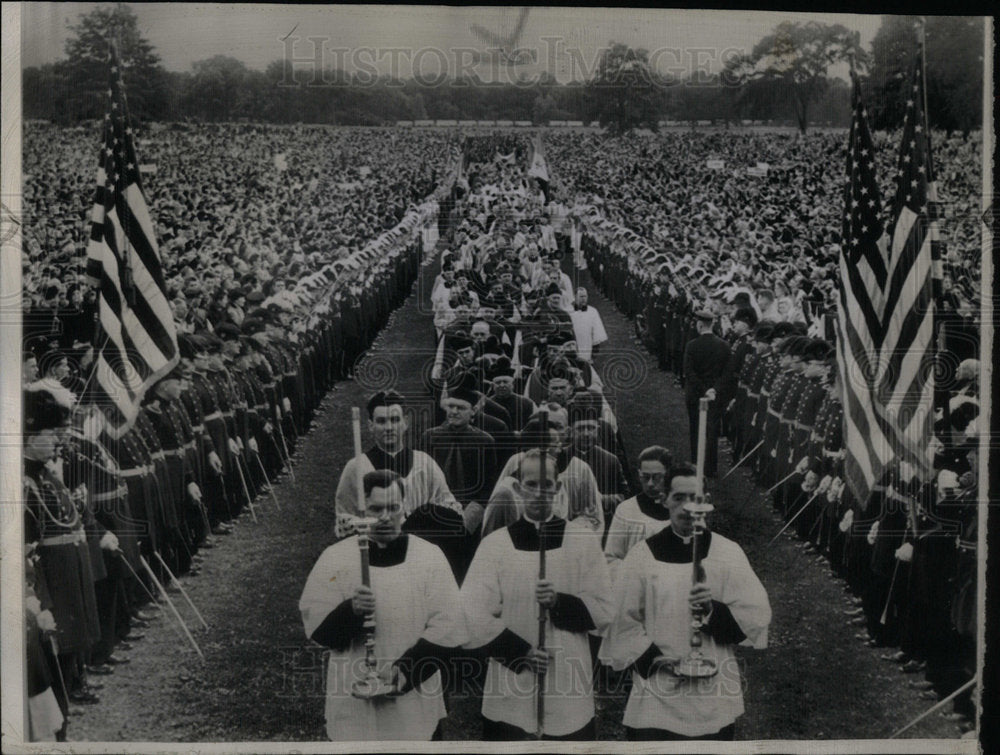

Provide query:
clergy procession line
left=300, top=127, right=978, bottom=741
left=302, top=138, right=774, bottom=742
left=23, top=126, right=978, bottom=742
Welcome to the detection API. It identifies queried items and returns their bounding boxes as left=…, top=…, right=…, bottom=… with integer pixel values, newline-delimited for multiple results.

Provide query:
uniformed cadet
left=682, top=310, right=731, bottom=477
left=24, top=387, right=101, bottom=711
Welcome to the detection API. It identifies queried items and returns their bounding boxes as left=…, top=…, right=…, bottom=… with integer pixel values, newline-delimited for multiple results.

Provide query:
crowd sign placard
left=747, top=166, right=767, bottom=178
left=414, top=119, right=434, bottom=127
left=139, top=164, right=157, bottom=174
left=756, top=162, right=770, bottom=173
left=273, top=153, right=288, bottom=172
left=706, top=159, right=725, bottom=170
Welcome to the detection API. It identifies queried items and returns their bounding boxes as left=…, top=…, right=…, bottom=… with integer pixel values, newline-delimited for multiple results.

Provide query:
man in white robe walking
left=462, top=449, right=614, bottom=740
left=600, top=463, right=771, bottom=741
left=569, top=287, right=608, bottom=363
left=301, top=470, right=467, bottom=741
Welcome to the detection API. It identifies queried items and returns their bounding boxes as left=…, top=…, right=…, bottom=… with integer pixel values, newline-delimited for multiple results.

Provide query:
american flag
left=85, top=42, right=178, bottom=438
left=835, top=74, right=894, bottom=509
left=875, top=42, right=941, bottom=483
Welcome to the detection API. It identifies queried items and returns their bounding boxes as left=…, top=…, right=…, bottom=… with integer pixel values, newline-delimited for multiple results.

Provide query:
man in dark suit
left=420, top=385, right=500, bottom=518
left=682, top=310, right=732, bottom=477
left=566, top=402, right=630, bottom=525
left=485, top=357, right=536, bottom=433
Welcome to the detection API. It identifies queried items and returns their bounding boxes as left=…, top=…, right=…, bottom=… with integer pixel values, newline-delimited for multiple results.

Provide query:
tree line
left=23, top=6, right=983, bottom=135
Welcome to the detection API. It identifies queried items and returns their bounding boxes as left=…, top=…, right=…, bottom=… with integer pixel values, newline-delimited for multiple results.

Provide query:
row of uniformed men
left=583, top=231, right=980, bottom=729
left=22, top=240, right=426, bottom=741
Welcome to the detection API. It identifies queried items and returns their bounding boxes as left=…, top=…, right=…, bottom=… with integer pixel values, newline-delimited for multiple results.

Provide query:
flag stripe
left=85, top=43, right=178, bottom=439
left=877, top=45, right=939, bottom=484
left=836, top=74, right=891, bottom=507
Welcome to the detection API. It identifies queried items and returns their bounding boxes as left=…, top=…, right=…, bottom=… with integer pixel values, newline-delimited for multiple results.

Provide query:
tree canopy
left=866, top=16, right=983, bottom=135
left=62, top=4, right=172, bottom=122
left=22, top=6, right=984, bottom=134
left=584, top=43, right=663, bottom=134
left=727, top=21, right=865, bottom=134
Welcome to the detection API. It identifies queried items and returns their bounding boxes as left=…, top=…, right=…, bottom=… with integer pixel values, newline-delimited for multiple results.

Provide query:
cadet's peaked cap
left=733, top=307, right=758, bottom=327
left=216, top=322, right=242, bottom=340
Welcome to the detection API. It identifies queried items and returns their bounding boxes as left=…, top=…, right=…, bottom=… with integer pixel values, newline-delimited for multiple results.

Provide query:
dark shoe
left=86, top=664, right=114, bottom=676
left=131, top=617, right=150, bottom=628
left=211, top=526, right=231, bottom=536
left=940, top=712, right=968, bottom=722
left=901, top=660, right=926, bottom=673
left=844, top=607, right=865, bottom=617
left=919, top=690, right=941, bottom=701
left=83, top=681, right=104, bottom=692
left=69, top=689, right=100, bottom=704
left=106, top=654, right=131, bottom=665
left=910, top=680, right=934, bottom=691
left=124, top=631, right=145, bottom=641
left=118, top=641, right=133, bottom=651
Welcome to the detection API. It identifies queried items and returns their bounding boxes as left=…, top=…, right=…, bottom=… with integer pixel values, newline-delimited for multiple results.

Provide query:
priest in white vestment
left=600, top=464, right=771, bottom=741
left=462, top=449, right=614, bottom=740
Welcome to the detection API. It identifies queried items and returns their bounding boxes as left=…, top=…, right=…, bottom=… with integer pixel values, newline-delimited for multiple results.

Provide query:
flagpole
left=917, top=17, right=949, bottom=465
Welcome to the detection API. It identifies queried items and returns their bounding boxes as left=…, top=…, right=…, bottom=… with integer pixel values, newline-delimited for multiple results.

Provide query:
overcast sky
left=21, top=4, right=893, bottom=81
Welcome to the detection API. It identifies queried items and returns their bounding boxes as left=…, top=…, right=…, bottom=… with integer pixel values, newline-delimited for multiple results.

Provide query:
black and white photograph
left=1, top=3, right=994, bottom=752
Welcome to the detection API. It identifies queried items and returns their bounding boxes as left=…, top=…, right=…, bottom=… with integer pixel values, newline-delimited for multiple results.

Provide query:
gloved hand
left=816, top=475, right=833, bottom=495
left=188, top=482, right=203, bottom=501
left=838, top=508, right=854, bottom=532
left=99, top=531, right=119, bottom=551
left=228, top=438, right=240, bottom=455
left=802, top=470, right=819, bottom=492
left=895, top=542, right=914, bottom=562
left=208, top=451, right=223, bottom=474
left=36, top=610, right=56, bottom=634
left=282, top=397, right=292, bottom=413
left=828, top=478, right=843, bottom=503
left=263, top=422, right=273, bottom=435
left=248, top=438, right=259, bottom=453
left=867, top=520, right=880, bottom=546
left=26, top=595, right=42, bottom=617
left=795, top=457, right=810, bottom=475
